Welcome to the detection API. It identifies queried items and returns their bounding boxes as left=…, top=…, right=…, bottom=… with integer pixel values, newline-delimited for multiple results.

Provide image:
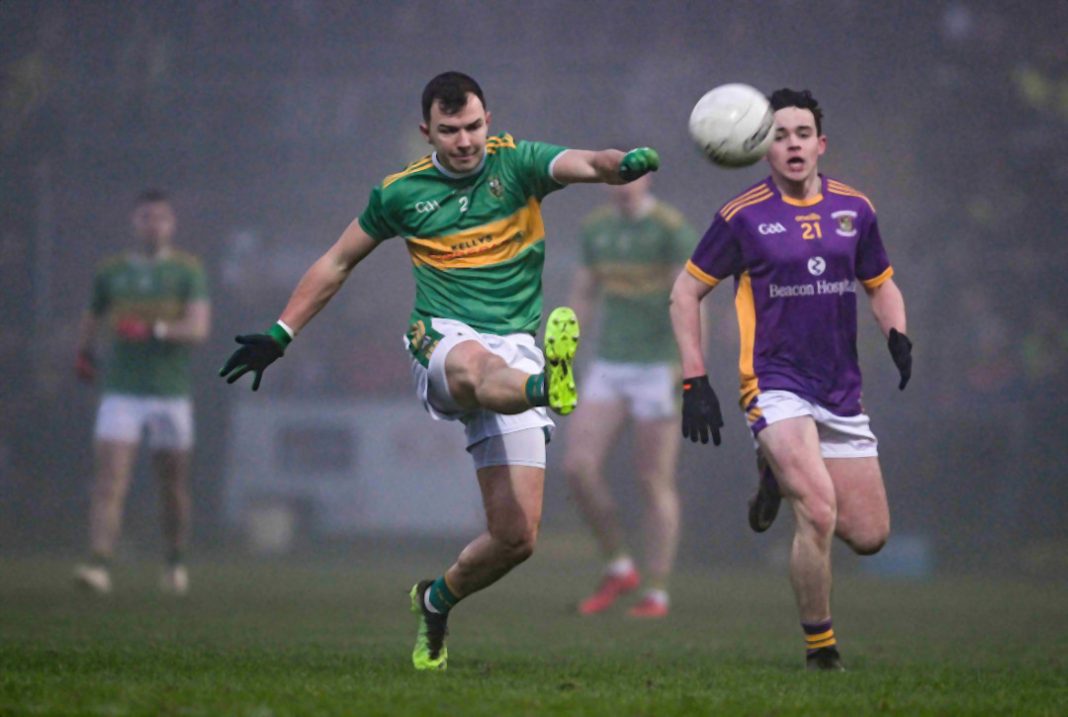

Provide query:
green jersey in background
left=580, top=201, right=697, bottom=363
left=90, top=250, right=209, bottom=396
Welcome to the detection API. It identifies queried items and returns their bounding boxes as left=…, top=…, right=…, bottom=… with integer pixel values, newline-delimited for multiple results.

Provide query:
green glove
left=619, top=147, right=660, bottom=182
left=219, top=323, right=292, bottom=391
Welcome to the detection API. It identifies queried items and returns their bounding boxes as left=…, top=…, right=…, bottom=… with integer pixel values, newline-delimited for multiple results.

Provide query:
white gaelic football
left=688, top=83, right=774, bottom=168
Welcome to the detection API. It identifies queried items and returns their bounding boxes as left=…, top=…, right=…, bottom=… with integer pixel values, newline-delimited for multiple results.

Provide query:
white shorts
left=406, top=317, right=554, bottom=450
left=583, top=359, right=679, bottom=421
left=94, top=393, right=194, bottom=451
left=468, top=428, right=547, bottom=470
left=746, top=389, right=877, bottom=459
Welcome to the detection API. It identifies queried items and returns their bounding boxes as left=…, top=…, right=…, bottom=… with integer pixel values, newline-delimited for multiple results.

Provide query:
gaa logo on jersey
left=758, top=222, right=786, bottom=235
left=488, top=176, right=503, bottom=198
left=807, top=256, right=826, bottom=276
left=832, top=210, right=857, bottom=237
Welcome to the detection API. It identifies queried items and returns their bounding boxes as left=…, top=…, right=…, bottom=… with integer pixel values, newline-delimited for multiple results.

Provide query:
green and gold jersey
left=581, top=200, right=697, bottom=363
left=358, top=133, right=567, bottom=335
left=90, top=249, right=209, bottom=396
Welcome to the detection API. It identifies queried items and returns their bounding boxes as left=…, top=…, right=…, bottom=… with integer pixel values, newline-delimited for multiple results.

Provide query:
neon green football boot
left=544, top=306, right=581, bottom=416
left=409, top=580, right=448, bottom=671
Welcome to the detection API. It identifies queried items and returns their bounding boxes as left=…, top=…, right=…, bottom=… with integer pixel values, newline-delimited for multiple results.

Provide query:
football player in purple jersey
left=669, top=88, right=912, bottom=670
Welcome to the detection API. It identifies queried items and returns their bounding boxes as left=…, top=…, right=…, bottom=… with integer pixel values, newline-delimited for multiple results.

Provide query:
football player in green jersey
left=220, top=71, right=659, bottom=670
left=74, top=190, right=211, bottom=596
left=563, top=174, right=697, bottom=618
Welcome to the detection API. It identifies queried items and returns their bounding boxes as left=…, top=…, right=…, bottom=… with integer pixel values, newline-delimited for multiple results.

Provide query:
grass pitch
left=1, top=539, right=1065, bottom=716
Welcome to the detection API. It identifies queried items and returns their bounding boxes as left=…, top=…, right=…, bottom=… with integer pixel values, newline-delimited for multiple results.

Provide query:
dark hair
left=134, top=188, right=170, bottom=207
left=769, top=88, right=823, bottom=135
left=421, top=72, right=485, bottom=122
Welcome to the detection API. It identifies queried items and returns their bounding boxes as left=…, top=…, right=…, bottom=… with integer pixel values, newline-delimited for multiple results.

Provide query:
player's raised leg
left=757, top=416, right=844, bottom=670
left=445, top=341, right=541, bottom=415
left=827, top=457, right=890, bottom=556
left=74, top=440, right=138, bottom=594
left=563, top=399, right=636, bottom=614
left=154, top=448, right=192, bottom=595
left=411, top=458, right=544, bottom=670
left=628, top=415, right=681, bottom=617
left=442, top=306, right=579, bottom=417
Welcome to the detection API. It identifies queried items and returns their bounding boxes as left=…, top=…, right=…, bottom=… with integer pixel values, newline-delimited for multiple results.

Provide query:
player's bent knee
left=496, top=527, right=538, bottom=564
left=848, top=526, right=890, bottom=556
left=799, top=498, right=837, bottom=538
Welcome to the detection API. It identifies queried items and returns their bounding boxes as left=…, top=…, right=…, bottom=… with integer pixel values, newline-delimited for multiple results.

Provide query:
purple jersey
left=686, top=175, right=893, bottom=416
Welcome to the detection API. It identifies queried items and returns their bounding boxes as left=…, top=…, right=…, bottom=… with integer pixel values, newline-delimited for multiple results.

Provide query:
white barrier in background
left=223, top=397, right=483, bottom=543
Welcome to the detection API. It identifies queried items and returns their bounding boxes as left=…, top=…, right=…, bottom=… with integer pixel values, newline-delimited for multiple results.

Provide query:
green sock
left=524, top=373, right=547, bottom=407
left=427, top=576, right=460, bottom=614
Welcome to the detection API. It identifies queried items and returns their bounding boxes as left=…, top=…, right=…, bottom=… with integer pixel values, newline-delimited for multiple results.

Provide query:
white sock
left=423, top=590, right=443, bottom=615
left=606, top=555, right=635, bottom=577
left=643, top=589, right=669, bottom=607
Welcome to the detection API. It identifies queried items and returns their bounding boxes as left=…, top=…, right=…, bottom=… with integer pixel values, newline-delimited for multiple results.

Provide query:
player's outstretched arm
left=670, top=271, right=723, bottom=444
left=865, top=277, right=911, bottom=390
left=277, top=219, right=378, bottom=333
left=552, top=147, right=659, bottom=185
left=219, top=219, right=378, bottom=391
left=670, top=271, right=712, bottom=379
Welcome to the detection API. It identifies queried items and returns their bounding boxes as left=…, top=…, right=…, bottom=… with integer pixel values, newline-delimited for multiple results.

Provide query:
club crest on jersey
left=832, top=210, right=858, bottom=237
left=488, top=176, right=503, bottom=198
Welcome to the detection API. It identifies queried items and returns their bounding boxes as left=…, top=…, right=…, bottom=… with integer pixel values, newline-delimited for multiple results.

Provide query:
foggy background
left=2, top=0, right=1065, bottom=577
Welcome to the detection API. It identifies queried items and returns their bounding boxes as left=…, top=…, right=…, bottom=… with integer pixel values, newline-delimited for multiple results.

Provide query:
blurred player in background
left=219, top=71, right=660, bottom=670
left=74, top=189, right=211, bottom=596
left=669, top=89, right=912, bottom=670
left=563, top=174, right=696, bottom=618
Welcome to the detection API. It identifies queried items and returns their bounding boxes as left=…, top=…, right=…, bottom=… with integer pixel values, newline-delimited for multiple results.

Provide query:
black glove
left=219, top=328, right=288, bottom=391
left=681, top=375, right=724, bottom=446
left=887, top=328, right=912, bottom=390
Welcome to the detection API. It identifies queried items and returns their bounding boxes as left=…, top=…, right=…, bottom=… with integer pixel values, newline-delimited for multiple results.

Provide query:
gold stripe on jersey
left=736, top=271, right=761, bottom=409
left=382, top=157, right=434, bottom=189
left=405, top=197, right=545, bottom=270
left=860, top=265, right=894, bottom=289
left=593, top=262, right=676, bottom=296
left=98, top=250, right=203, bottom=272
left=108, top=298, right=187, bottom=322
left=720, top=185, right=773, bottom=218
left=685, top=260, right=720, bottom=287
left=722, top=189, right=774, bottom=222
left=827, top=180, right=876, bottom=212
left=486, top=134, right=517, bottom=153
